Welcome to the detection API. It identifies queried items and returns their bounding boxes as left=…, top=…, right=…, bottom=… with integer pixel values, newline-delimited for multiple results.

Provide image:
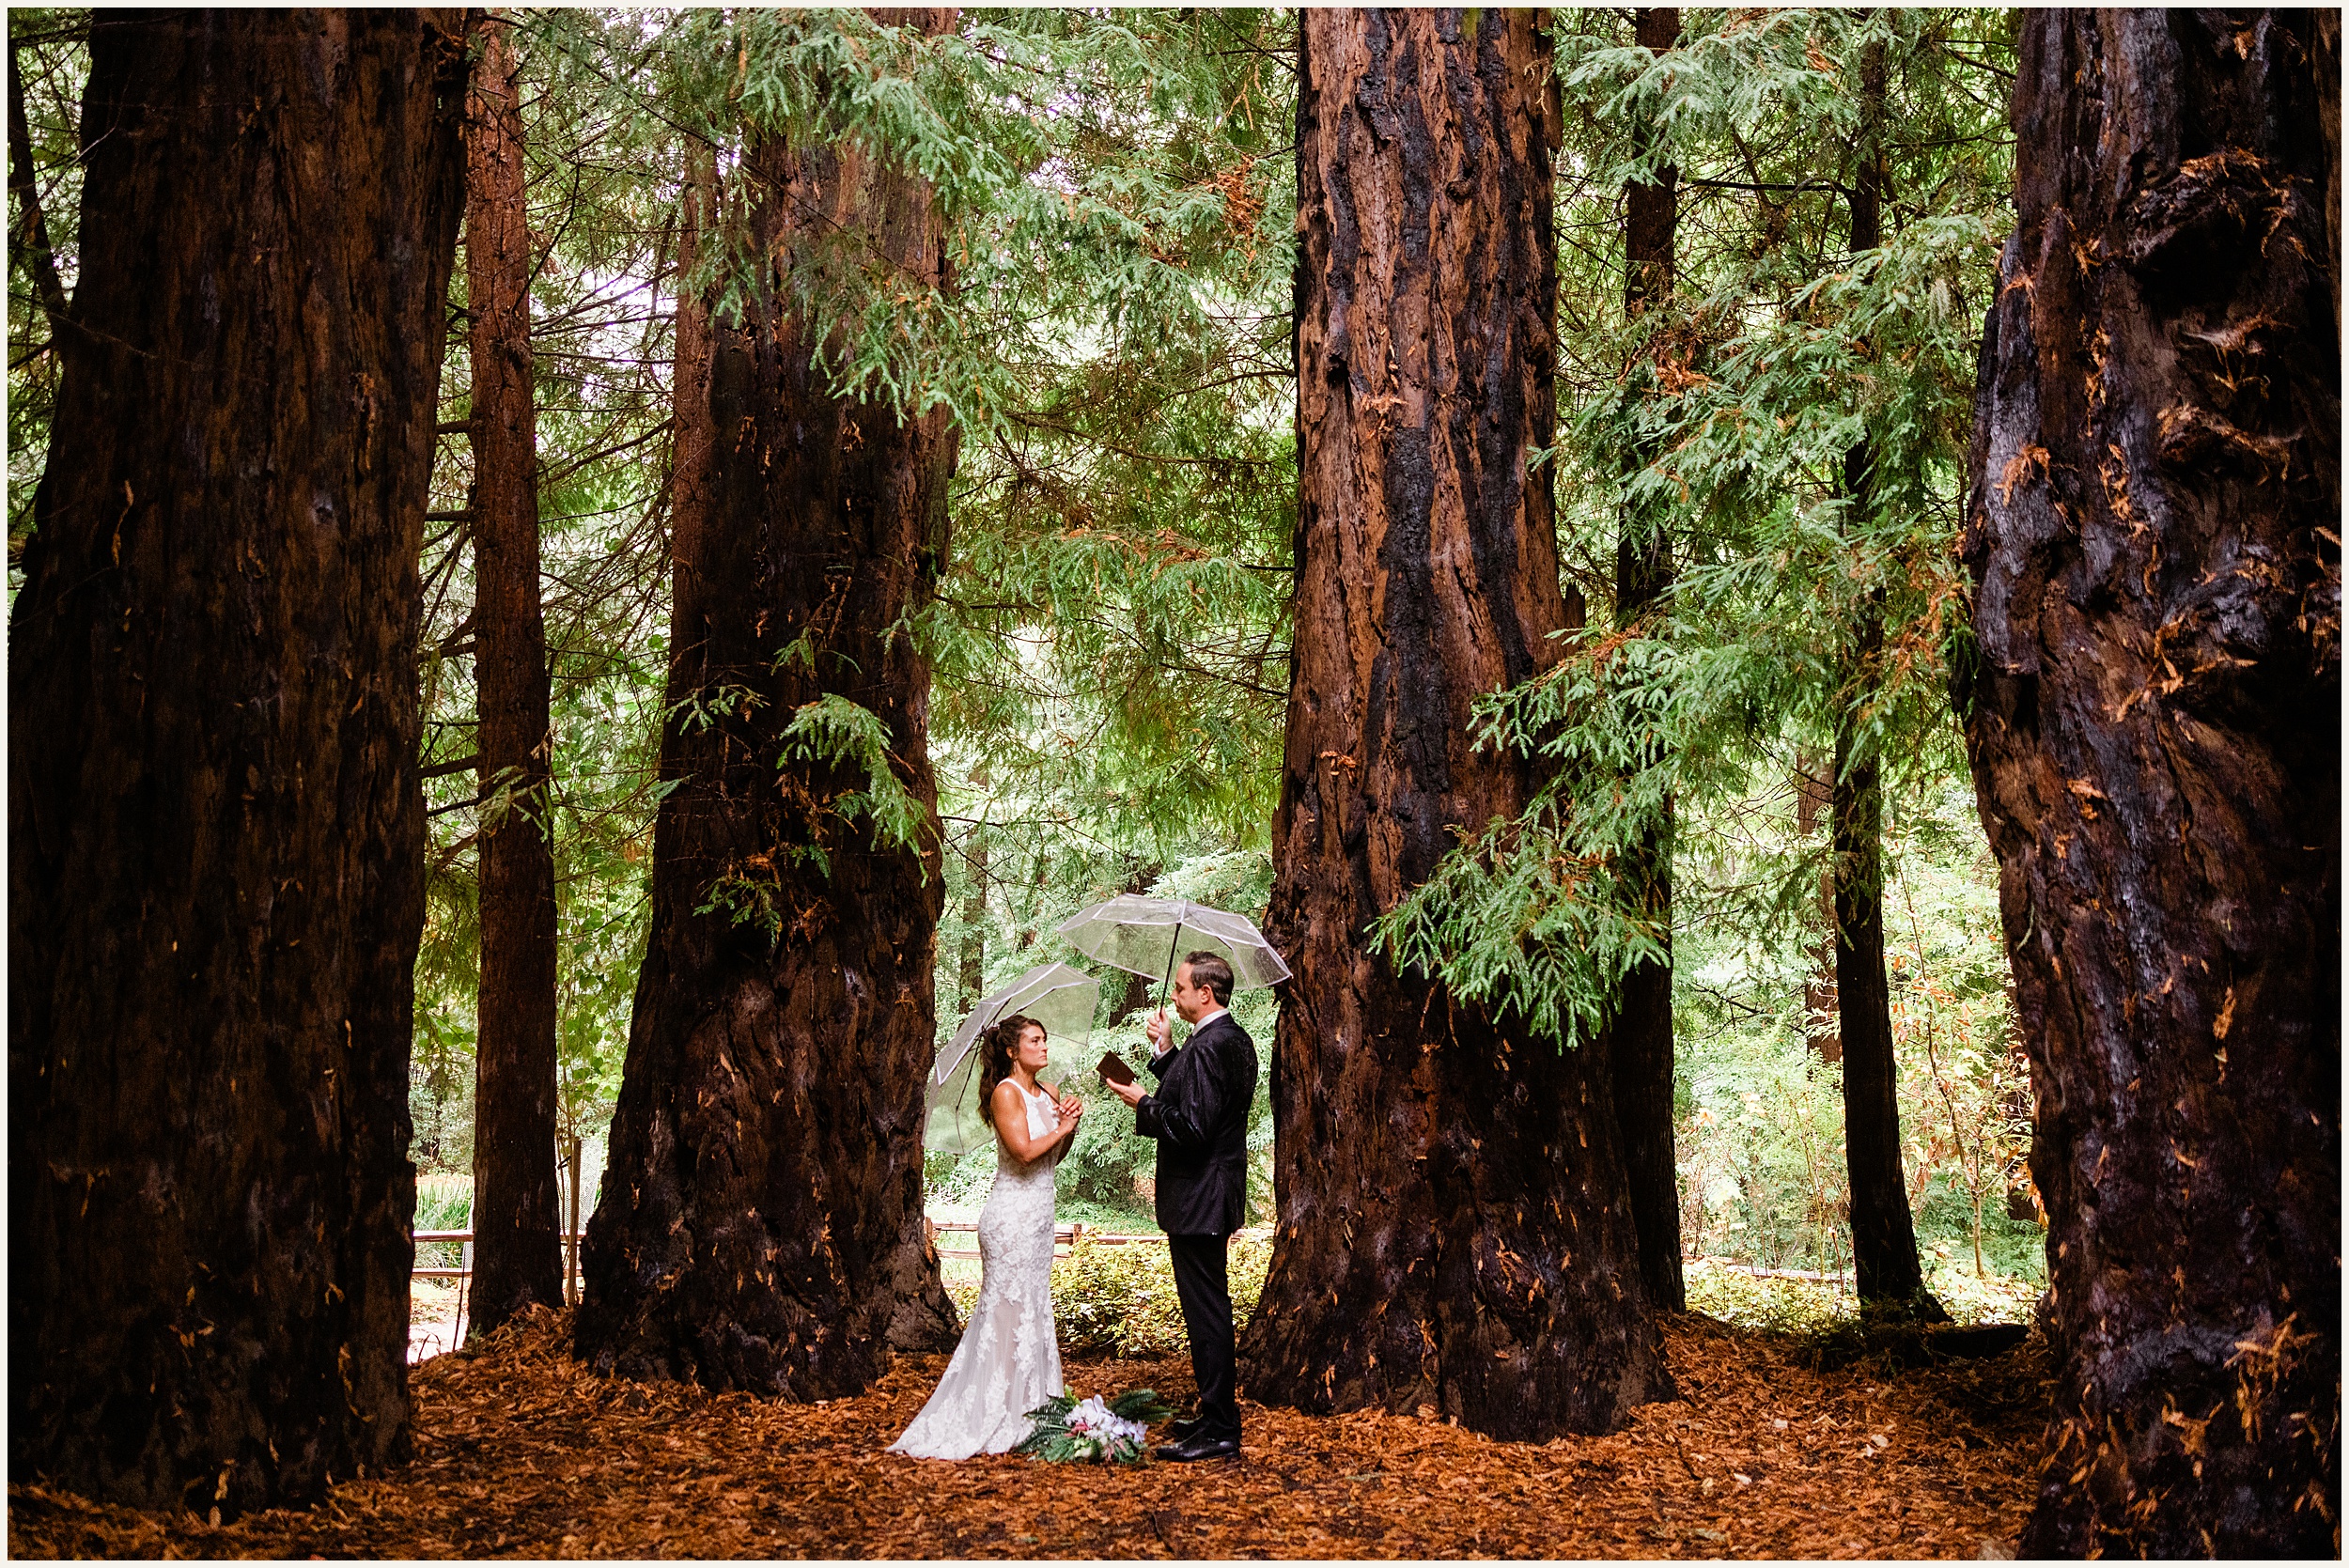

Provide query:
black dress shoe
left=1155, top=1431, right=1240, bottom=1463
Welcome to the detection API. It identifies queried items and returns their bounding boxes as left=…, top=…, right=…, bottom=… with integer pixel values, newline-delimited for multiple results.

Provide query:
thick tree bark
left=1835, top=37, right=1939, bottom=1316
left=1958, top=9, right=2339, bottom=1556
left=464, top=13, right=564, bottom=1339
left=576, top=23, right=962, bottom=1389
left=1610, top=3, right=1686, bottom=1315
left=7, top=9, right=464, bottom=1512
left=1242, top=8, right=1667, bottom=1441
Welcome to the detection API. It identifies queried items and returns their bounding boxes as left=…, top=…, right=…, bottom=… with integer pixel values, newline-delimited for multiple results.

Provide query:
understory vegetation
left=938, top=1234, right=2036, bottom=1362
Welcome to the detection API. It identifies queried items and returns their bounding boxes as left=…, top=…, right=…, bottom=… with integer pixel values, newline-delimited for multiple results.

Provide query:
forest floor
left=9, top=1307, right=2049, bottom=1560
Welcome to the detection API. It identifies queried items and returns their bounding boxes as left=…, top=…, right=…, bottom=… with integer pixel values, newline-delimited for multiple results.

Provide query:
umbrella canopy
left=926, top=961, right=1099, bottom=1157
left=1051, top=895, right=1292, bottom=995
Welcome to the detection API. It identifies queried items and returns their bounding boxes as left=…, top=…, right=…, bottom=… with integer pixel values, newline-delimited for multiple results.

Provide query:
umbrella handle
left=1159, top=922, right=1183, bottom=1012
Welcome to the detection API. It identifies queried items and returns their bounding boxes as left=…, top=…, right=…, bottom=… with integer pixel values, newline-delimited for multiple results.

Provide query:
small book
left=1097, top=1051, right=1137, bottom=1088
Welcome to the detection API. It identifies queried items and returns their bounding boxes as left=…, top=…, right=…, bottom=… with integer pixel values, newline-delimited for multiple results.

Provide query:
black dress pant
left=1166, top=1231, right=1238, bottom=1442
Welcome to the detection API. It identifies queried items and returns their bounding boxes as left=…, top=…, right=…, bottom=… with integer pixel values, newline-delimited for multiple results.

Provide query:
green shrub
left=1921, top=1255, right=2043, bottom=1327
left=1055, top=1238, right=1186, bottom=1356
left=1051, top=1233, right=1271, bottom=1358
left=1680, top=1254, right=2038, bottom=1334
left=1682, top=1258, right=1856, bottom=1334
left=412, top=1173, right=473, bottom=1273
left=415, top=1172, right=473, bottom=1230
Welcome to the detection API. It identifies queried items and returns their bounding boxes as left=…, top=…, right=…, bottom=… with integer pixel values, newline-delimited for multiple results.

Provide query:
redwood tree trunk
left=1832, top=623, right=1935, bottom=1309
left=465, top=13, right=564, bottom=1339
left=1958, top=9, right=2338, bottom=1555
left=575, top=34, right=961, bottom=1389
left=1610, top=3, right=1686, bottom=1315
left=1241, top=8, right=1666, bottom=1441
left=958, top=824, right=987, bottom=1012
left=1793, top=755, right=1840, bottom=1063
left=1111, top=857, right=1159, bottom=1020
left=7, top=9, right=464, bottom=1512
left=1835, top=37, right=1938, bottom=1315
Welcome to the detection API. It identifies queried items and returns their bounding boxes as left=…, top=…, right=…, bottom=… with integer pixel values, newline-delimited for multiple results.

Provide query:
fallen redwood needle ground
left=9, top=1307, right=2047, bottom=1559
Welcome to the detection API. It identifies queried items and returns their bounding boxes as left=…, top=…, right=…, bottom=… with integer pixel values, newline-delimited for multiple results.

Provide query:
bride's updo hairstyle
left=975, top=1014, right=1044, bottom=1128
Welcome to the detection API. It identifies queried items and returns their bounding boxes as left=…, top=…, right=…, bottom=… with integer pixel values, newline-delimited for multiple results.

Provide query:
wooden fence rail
left=407, top=1223, right=1162, bottom=1277
left=925, top=1221, right=1286, bottom=1264
left=1684, top=1254, right=1857, bottom=1284
left=411, top=1229, right=584, bottom=1281
left=412, top=1230, right=1838, bottom=1280
left=925, top=1219, right=1173, bottom=1264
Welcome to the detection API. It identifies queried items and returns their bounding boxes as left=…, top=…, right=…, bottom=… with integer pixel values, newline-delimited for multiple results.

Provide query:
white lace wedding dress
left=888, top=1081, right=1066, bottom=1460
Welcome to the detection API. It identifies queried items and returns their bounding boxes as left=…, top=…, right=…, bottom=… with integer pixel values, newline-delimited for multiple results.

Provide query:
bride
left=889, top=1013, right=1081, bottom=1460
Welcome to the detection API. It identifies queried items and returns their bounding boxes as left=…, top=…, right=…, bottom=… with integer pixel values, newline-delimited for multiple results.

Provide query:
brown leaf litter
left=9, top=1308, right=2048, bottom=1559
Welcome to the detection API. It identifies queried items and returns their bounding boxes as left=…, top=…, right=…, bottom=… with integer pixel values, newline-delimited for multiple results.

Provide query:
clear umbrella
left=926, top=961, right=1100, bottom=1157
left=1051, top=895, right=1292, bottom=1003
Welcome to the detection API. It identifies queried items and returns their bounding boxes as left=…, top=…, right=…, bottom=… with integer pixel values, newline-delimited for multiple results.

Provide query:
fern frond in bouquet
left=1106, top=1389, right=1175, bottom=1424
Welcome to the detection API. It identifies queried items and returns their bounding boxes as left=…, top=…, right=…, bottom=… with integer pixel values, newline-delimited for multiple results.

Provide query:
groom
left=1105, top=950, right=1258, bottom=1461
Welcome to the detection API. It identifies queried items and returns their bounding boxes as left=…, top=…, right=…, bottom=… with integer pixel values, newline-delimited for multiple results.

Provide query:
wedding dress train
left=887, top=1081, right=1065, bottom=1459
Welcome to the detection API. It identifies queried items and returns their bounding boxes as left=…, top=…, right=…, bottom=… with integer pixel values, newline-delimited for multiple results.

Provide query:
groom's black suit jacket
left=1135, top=1011, right=1258, bottom=1236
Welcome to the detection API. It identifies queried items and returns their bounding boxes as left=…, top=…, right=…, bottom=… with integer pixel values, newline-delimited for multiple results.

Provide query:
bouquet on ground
left=1015, top=1389, right=1176, bottom=1464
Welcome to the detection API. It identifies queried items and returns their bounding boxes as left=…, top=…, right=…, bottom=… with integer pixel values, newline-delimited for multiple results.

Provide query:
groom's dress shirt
left=1135, top=1009, right=1257, bottom=1236
left=1154, top=1006, right=1226, bottom=1057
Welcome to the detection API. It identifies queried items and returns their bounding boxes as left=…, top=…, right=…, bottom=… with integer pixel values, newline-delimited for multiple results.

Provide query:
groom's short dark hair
left=1183, top=951, right=1234, bottom=1006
